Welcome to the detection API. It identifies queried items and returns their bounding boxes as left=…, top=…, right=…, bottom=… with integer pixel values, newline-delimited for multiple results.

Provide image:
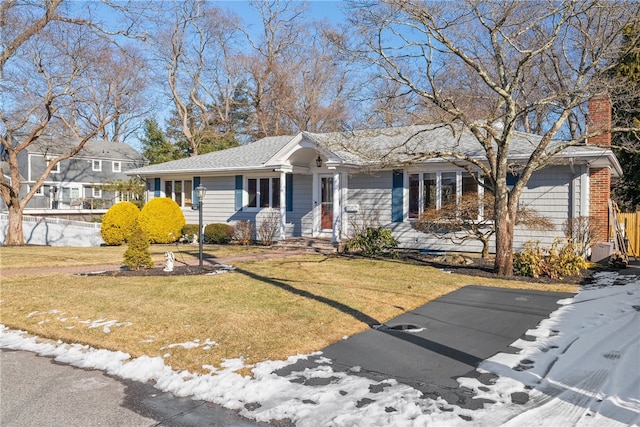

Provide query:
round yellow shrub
left=100, top=201, right=140, bottom=246
left=138, top=197, right=186, bottom=244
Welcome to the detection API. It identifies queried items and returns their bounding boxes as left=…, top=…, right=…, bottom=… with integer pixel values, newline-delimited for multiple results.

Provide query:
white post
left=332, top=171, right=341, bottom=243
left=280, top=171, right=287, bottom=241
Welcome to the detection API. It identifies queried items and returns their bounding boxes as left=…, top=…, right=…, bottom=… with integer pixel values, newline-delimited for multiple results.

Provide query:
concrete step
left=272, top=237, right=338, bottom=254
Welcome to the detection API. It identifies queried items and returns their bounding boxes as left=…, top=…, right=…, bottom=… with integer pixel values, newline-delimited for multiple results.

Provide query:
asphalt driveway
left=277, top=285, right=575, bottom=409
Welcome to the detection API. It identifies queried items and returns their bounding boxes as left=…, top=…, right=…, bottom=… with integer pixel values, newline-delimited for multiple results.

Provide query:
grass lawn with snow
left=0, top=246, right=578, bottom=375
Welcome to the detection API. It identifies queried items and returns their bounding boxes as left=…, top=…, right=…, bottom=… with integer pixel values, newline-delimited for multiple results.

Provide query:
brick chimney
left=587, top=94, right=612, bottom=147
left=587, top=94, right=612, bottom=243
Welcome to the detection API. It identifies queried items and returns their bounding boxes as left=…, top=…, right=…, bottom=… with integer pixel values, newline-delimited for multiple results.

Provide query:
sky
left=1, top=270, right=638, bottom=426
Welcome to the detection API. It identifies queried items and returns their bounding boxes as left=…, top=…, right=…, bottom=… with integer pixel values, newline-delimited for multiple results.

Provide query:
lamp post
left=196, top=185, right=207, bottom=267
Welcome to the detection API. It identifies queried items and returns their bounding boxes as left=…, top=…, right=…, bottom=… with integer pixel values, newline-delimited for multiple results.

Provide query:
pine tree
left=139, top=118, right=183, bottom=164
left=122, top=222, right=154, bottom=270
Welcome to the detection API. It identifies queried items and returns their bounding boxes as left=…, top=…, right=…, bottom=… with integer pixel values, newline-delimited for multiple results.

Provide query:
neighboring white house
left=128, top=98, right=621, bottom=255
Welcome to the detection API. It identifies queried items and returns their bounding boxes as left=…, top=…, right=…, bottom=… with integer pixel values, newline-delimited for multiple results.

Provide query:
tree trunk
left=5, top=203, right=25, bottom=245
left=481, top=238, right=490, bottom=258
left=493, top=192, right=515, bottom=276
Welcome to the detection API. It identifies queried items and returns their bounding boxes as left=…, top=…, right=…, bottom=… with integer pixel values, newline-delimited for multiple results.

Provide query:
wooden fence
left=619, top=212, right=640, bottom=257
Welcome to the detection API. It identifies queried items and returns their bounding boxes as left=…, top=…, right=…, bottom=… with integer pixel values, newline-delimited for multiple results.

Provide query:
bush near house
left=204, top=223, right=235, bottom=244
left=100, top=201, right=140, bottom=246
left=234, top=220, right=254, bottom=245
left=513, top=239, right=587, bottom=279
left=138, top=198, right=186, bottom=244
left=180, top=224, right=200, bottom=243
left=346, top=227, right=398, bottom=256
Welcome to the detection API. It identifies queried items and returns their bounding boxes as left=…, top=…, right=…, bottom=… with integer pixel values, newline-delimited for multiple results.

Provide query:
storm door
left=320, top=176, right=333, bottom=230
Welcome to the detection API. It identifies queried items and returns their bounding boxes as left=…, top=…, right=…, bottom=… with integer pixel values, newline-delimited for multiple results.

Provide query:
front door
left=321, top=176, right=333, bottom=230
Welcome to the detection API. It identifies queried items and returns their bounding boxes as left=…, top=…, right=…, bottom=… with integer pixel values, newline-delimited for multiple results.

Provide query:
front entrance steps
left=272, top=237, right=338, bottom=254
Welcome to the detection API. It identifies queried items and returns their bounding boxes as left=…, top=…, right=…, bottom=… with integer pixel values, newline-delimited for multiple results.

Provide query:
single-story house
left=128, top=97, right=621, bottom=255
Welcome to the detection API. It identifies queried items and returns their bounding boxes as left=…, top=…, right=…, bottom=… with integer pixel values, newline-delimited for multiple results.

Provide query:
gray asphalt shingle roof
left=129, top=135, right=293, bottom=174
left=128, top=124, right=618, bottom=175
left=27, top=137, right=145, bottom=162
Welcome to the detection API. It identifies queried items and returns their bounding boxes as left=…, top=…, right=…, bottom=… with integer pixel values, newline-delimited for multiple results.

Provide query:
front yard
left=0, top=245, right=578, bottom=375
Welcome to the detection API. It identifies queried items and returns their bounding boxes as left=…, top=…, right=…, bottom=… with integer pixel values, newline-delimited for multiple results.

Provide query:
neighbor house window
left=165, top=179, right=193, bottom=207
left=247, top=177, right=280, bottom=209
left=92, top=160, right=102, bottom=171
left=50, top=162, right=60, bottom=174
left=112, top=161, right=121, bottom=172
left=92, top=187, right=102, bottom=198
left=32, top=185, right=43, bottom=195
left=408, top=171, right=480, bottom=219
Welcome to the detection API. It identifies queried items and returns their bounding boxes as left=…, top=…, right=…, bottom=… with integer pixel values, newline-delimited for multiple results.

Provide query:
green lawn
left=0, top=245, right=578, bottom=374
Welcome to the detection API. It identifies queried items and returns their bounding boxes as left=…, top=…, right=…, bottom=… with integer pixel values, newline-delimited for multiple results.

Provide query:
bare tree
left=0, top=1, right=146, bottom=245
left=244, top=1, right=352, bottom=138
left=147, top=0, right=245, bottom=155
left=414, top=193, right=554, bottom=258
left=342, top=0, right=640, bottom=275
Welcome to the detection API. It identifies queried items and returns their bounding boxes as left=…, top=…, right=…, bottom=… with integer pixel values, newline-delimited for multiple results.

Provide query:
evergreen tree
left=139, top=118, right=183, bottom=164
left=122, top=222, right=154, bottom=270
left=611, top=25, right=640, bottom=211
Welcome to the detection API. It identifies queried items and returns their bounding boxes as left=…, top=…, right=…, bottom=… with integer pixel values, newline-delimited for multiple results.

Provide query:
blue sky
left=214, top=0, right=347, bottom=27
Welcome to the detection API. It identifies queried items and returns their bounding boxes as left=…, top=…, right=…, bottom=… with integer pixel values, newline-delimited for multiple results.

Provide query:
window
left=408, top=171, right=480, bottom=219
left=164, top=179, right=192, bottom=207
left=112, top=161, right=121, bottom=173
left=92, top=187, right=102, bottom=198
left=32, top=185, right=43, bottom=195
left=92, top=160, right=102, bottom=171
left=50, top=162, right=60, bottom=174
left=409, top=173, right=436, bottom=218
left=247, top=177, right=280, bottom=209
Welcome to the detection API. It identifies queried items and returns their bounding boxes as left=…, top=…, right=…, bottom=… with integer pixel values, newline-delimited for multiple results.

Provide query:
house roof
left=128, top=135, right=293, bottom=175
left=127, top=124, right=622, bottom=177
left=26, top=137, right=145, bottom=163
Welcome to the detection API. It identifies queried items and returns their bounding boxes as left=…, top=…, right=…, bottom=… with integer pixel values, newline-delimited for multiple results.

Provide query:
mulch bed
left=394, top=251, right=593, bottom=285
left=80, top=264, right=232, bottom=277
left=81, top=250, right=609, bottom=286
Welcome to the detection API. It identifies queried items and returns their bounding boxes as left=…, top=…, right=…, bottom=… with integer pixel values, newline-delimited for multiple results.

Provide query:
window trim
left=407, top=170, right=482, bottom=220
left=92, top=160, right=102, bottom=172
left=92, top=187, right=102, bottom=198
left=112, top=161, right=121, bottom=173
left=164, top=179, right=193, bottom=208
left=245, top=176, right=281, bottom=211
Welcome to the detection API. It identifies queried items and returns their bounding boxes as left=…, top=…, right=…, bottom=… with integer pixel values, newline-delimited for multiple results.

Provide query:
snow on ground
left=1, top=271, right=638, bottom=426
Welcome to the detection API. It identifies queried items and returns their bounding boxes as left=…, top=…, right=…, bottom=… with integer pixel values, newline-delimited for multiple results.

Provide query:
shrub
left=180, top=224, right=200, bottom=243
left=204, top=223, right=235, bottom=244
left=256, top=209, right=280, bottom=246
left=513, top=241, right=545, bottom=278
left=514, top=239, right=588, bottom=279
left=345, top=227, right=398, bottom=256
left=123, top=222, right=154, bottom=270
left=234, top=220, right=254, bottom=245
left=138, top=198, right=186, bottom=244
left=182, top=224, right=200, bottom=236
left=100, top=201, right=140, bottom=246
